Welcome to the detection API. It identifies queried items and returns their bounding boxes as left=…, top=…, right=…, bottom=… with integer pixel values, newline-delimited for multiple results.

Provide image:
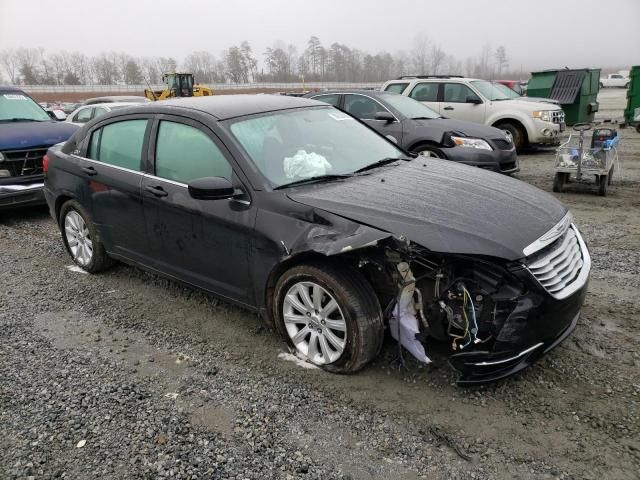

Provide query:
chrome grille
left=527, top=226, right=585, bottom=298
left=551, top=110, right=565, bottom=124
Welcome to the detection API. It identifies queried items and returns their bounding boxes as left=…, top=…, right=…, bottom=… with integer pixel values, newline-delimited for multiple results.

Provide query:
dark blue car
left=0, top=86, right=78, bottom=210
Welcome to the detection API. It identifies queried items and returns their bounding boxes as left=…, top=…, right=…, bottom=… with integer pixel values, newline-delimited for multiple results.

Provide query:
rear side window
left=155, top=121, right=232, bottom=184
left=384, top=83, right=409, bottom=94
left=409, top=83, right=439, bottom=102
left=311, top=94, right=341, bottom=107
left=88, top=119, right=147, bottom=171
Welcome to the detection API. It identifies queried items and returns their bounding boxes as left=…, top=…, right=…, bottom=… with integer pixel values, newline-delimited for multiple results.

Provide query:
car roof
left=135, top=94, right=327, bottom=120
left=82, top=101, right=141, bottom=109
left=84, top=95, right=149, bottom=104
left=0, top=85, right=25, bottom=94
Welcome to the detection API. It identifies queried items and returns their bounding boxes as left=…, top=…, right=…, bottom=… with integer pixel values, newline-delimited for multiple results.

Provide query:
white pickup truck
left=600, top=74, right=630, bottom=88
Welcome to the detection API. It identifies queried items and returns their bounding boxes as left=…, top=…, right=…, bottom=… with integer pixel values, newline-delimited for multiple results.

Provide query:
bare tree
left=411, top=34, right=430, bottom=75
left=494, top=46, right=508, bottom=76
left=430, top=44, right=446, bottom=74
left=478, top=42, right=492, bottom=79
left=0, top=49, right=20, bottom=84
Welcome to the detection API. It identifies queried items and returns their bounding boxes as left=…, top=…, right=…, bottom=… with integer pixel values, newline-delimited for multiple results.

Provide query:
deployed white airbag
left=284, top=150, right=332, bottom=179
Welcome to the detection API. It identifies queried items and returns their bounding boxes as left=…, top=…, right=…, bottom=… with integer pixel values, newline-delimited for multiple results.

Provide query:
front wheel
left=553, top=172, right=567, bottom=192
left=496, top=122, right=525, bottom=152
left=59, top=200, right=113, bottom=273
left=598, top=175, right=608, bottom=196
left=273, top=262, right=383, bottom=373
left=412, top=144, right=445, bottom=159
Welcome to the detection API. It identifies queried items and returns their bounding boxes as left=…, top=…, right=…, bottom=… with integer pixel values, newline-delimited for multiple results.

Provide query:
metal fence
left=20, top=82, right=382, bottom=93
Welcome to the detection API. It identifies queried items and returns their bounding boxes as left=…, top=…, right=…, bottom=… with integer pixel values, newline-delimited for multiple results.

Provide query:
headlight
left=451, top=136, right=492, bottom=150
left=533, top=110, right=552, bottom=122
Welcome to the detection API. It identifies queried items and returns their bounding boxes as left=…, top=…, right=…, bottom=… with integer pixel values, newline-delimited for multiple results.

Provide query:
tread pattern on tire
left=273, top=261, right=384, bottom=374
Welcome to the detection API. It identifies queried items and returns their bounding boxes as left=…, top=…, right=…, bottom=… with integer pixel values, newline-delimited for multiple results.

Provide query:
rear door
left=81, top=116, right=151, bottom=262
left=407, top=82, right=440, bottom=112
left=440, top=83, right=486, bottom=123
left=141, top=115, right=256, bottom=303
left=342, top=94, right=403, bottom=144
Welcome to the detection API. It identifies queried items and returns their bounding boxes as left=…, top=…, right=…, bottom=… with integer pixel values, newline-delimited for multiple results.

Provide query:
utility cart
left=553, top=123, right=619, bottom=196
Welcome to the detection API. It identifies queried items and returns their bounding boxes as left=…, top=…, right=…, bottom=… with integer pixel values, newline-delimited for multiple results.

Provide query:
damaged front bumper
left=0, top=177, right=45, bottom=210
left=449, top=281, right=586, bottom=385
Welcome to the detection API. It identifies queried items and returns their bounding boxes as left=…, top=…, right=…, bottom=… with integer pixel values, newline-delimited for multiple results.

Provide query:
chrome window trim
left=522, top=211, right=572, bottom=257
left=78, top=155, right=144, bottom=176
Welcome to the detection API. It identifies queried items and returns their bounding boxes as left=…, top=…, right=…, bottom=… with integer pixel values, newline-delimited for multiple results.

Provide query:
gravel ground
left=1, top=89, right=639, bottom=480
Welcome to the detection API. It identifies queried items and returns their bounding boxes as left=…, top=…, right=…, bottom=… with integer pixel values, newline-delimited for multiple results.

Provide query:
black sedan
left=44, top=95, right=589, bottom=384
left=305, top=90, right=519, bottom=174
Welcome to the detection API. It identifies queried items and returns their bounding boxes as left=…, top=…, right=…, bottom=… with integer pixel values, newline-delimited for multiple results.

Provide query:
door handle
left=145, top=185, right=168, bottom=197
left=443, top=106, right=454, bottom=111
left=81, top=166, right=97, bottom=176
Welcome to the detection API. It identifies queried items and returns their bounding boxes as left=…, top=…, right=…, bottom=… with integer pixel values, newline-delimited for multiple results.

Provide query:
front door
left=81, top=117, right=151, bottom=262
left=342, top=94, right=403, bottom=144
left=440, top=83, right=486, bottom=124
left=141, top=116, right=256, bottom=303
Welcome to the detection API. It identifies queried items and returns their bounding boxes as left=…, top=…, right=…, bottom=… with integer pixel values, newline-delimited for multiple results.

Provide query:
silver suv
left=382, top=76, right=565, bottom=151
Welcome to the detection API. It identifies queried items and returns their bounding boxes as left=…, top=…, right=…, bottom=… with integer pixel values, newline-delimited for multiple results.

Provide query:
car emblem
left=504, top=131, right=513, bottom=143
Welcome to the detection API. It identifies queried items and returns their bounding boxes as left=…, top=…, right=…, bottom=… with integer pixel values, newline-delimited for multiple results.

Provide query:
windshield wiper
left=354, top=156, right=411, bottom=174
left=0, top=117, right=45, bottom=122
left=273, top=174, right=351, bottom=190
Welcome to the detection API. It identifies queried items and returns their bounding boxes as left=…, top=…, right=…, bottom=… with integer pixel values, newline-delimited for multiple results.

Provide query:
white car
left=66, top=102, right=139, bottom=125
left=381, top=76, right=566, bottom=151
left=599, top=73, right=630, bottom=88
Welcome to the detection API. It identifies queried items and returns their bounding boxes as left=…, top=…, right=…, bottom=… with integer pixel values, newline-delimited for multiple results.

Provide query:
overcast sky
left=1, top=0, right=638, bottom=71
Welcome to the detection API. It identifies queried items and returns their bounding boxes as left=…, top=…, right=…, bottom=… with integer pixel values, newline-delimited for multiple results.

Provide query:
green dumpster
left=623, top=65, right=640, bottom=125
left=527, top=68, right=601, bottom=125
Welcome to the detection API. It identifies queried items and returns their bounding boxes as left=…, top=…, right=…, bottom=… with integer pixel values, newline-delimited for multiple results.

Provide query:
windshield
left=470, top=80, right=513, bottom=101
left=491, top=83, right=521, bottom=99
left=0, top=93, right=51, bottom=121
left=382, top=93, right=440, bottom=119
left=228, top=107, right=404, bottom=188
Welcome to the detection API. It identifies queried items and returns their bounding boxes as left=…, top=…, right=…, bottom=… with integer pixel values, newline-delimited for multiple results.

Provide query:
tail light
left=43, top=154, right=50, bottom=176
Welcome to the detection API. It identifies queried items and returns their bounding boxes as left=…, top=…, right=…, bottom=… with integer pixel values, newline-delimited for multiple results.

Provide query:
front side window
left=88, top=119, right=147, bottom=171
left=155, top=121, right=232, bottom=184
left=444, top=83, right=482, bottom=103
left=382, top=93, right=440, bottom=119
left=0, top=92, right=51, bottom=122
left=343, top=95, right=387, bottom=120
left=93, top=107, right=108, bottom=119
left=227, top=107, right=403, bottom=187
left=384, top=83, right=409, bottom=94
left=409, top=83, right=439, bottom=102
left=469, top=80, right=511, bottom=101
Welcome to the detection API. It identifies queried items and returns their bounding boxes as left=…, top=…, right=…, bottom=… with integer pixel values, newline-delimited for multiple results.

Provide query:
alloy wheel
left=417, top=149, right=441, bottom=158
left=283, top=281, right=347, bottom=364
left=64, top=210, right=93, bottom=266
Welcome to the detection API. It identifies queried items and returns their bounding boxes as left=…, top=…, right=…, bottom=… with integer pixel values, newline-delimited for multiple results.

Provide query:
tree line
left=0, top=35, right=517, bottom=86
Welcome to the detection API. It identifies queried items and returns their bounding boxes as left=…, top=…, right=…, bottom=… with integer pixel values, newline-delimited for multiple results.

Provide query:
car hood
left=0, top=121, right=79, bottom=151
left=495, top=99, right=561, bottom=110
left=288, top=160, right=567, bottom=261
left=410, top=117, right=508, bottom=141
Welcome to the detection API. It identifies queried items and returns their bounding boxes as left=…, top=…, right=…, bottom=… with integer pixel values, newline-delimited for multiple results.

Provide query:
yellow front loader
left=144, top=73, right=213, bottom=101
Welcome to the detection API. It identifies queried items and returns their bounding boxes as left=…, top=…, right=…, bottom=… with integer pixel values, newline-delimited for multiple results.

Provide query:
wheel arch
left=491, top=117, right=529, bottom=144
left=54, top=192, right=77, bottom=222
left=408, top=140, right=447, bottom=157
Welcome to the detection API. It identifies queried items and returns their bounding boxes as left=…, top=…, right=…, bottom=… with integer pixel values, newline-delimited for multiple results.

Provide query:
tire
left=411, top=144, right=445, bottom=159
left=599, top=83, right=604, bottom=89
left=273, top=262, right=383, bottom=373
left=636, top=124, right=640, bottom=135
left=496, top=122, right=526, bottom=152
left=608, top=163, right=614, bottom=185
left=598, top=175, right=608, bottom=196
left=553, top=172, right=566, bottom=193
left=59, top=199, right=113, bottom=273
left=624, top=82, right=629, bottom=89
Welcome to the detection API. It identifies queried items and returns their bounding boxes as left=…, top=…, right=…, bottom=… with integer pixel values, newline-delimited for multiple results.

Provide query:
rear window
left=384, top=83, right=409, bottom=94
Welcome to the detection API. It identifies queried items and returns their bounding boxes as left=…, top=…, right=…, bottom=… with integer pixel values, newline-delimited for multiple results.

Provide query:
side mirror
left=466, top=96, right=482, bottom=105
left=49, top=109, right=67, bottom=121
left=375, top=111, right=395, bottom=123
left=188, top=177, right=234, bottom=200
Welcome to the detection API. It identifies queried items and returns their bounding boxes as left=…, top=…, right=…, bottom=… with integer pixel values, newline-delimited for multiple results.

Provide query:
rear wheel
left=598, top=175, right=608, bottom=196
left=553, top=172, right=567, bottom=192
left=608, top=163, right=615, bottom=185
left=599, top=82, right=604, bottom=89
left=496, top=122, right=525, bottom=152
left=273, top=262, right=383, bottom=373
left=59, top=200, right=113, bottom=273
